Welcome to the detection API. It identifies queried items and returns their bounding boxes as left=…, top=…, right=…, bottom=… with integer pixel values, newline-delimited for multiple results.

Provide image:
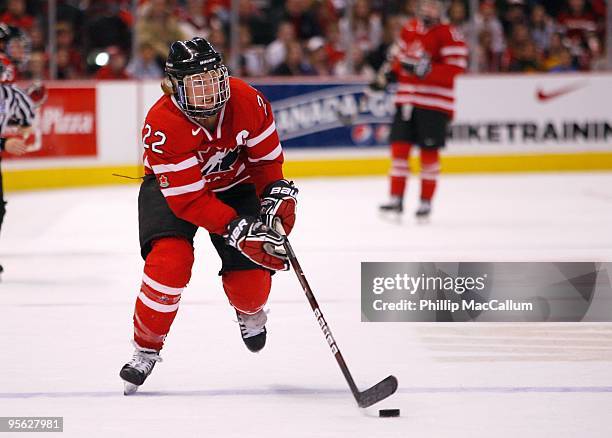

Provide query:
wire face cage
left=175, top=66, right=230, bottom=118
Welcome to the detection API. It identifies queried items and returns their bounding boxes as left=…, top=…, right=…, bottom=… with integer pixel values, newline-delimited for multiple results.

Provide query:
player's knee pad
left=391, top=142, right=412, bottom=160
left=222, top=269, right=271, bottom=314
left=144, top=237, right=194, bottom=288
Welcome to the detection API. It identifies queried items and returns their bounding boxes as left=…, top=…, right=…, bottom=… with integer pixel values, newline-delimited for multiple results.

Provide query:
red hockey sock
left=389, top=142, right=412, bottom=197
left=419, top=149, right=440, bottom=201
left=134, top=237, right=194, bottom=351
left=222, top=269, right=271, bottom=314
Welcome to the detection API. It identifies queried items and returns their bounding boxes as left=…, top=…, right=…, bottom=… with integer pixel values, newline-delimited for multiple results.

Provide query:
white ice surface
left=1, top=173, right=611, bottom=437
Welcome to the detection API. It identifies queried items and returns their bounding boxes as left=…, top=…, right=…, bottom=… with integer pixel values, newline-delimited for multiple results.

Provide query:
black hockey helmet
left=165, top=37, right=230, bottom=118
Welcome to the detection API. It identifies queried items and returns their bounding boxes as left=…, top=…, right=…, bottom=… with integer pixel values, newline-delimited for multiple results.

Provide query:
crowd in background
left=0, top=0, right=608, bottom=81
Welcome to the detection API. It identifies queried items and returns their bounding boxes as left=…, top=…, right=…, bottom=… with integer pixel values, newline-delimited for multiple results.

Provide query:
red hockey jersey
left=391, top=19, right=467, bottom=117
left=142, top=77, right=284, bottom=235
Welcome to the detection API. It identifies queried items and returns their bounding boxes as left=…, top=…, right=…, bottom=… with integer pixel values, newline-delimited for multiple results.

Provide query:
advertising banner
left=254, top=74, right=612, bottom=153
left=450, top=73, right=612, bottom=154
left=3, top=85, right=97, bottom=160
left=254, top=81, right=394, bottom=148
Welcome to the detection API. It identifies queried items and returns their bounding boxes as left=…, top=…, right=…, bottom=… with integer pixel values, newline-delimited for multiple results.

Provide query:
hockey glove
left=260, top=179, right=298, bottom=235
left=368, top=70, right=397, bottom=92
left=226, top=216, right=289, bottom=271
left=400, top=56, right=431, bottom=79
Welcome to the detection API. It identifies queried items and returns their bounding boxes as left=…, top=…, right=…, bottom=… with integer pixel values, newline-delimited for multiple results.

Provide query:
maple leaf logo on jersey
left=197, top=146, right=240, bottom=177
left=158, top=174, right=169, bottom=188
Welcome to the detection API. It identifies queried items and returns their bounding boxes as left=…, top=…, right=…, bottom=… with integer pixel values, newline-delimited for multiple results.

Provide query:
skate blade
left=415, top=215, right=431, bottom=225
left=123, top=382, right=140, bottom=396
left=378, top=210, right=402, bottom=225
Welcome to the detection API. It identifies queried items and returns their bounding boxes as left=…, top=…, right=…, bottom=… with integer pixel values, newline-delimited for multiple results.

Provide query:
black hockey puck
left=379, top=409, right=400, bottom=417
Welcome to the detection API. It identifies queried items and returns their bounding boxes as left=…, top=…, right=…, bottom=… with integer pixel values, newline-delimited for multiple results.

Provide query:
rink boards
left=3, top=74, right=612, bottom=191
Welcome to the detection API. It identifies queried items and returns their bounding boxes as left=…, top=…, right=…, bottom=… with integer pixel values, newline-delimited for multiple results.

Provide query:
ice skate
left=236, top=309, right=267, bottom=353
left=379, top=196, right=403, bottom=223
left=379, top=195, right=403, bottom=214
left=119, top=342, right=162, bottom=395
left=415, top=200, right=432, bottom=223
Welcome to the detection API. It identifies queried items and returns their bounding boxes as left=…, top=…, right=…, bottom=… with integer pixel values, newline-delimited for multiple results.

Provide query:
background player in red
left=373, top=0, right=467, bottom=220
left=120, top=37, right=298, bottom=395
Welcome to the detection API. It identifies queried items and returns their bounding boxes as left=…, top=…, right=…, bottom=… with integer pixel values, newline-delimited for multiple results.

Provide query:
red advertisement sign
left=4, top=85, right=97, bottom=159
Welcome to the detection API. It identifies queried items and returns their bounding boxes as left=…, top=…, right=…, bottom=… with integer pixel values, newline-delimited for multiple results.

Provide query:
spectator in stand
left=56, top=21, right=84, bottom=78
left=204, top=0, right=231, bottom=24
left=0, top=0, right=34, bottom=32
left=238, top=24, right=265, bottom=77
left=542, top=32, right=565, bottom=70
left=557, top=0, right=598, bottom=45
left=84, top=1, right=131, bottom=53
left=448, top=0, right=468, bottom=36
left=28, top=50, right=47, bottom=80
left=368, top=15, right=403, bottom=72
left=333, top=45, right=375, bottom=79
left=501, top=0, right=527, bottom=36
left=530, top=3, right=555, bottom=52
left=238, top=0, right=274, bottom=45
left=56, top=47, right=80, bottom=79
left=207, top=27, right=228, bottom=60
left=177, top=0, right=210, bottom=40
left=126, top=41, right=163, bottom=79
left=508, top=40, right=542, bottom=72
left=501, top=22, right=531, bottom=71
left=136, top=0, right=186, bottom=62
left=471, top=0, right=505, bottom=63
left=271, top=40, right=314, bottom=76
left=29, top=25, right=44, bottom=52
left=475, top=29, right=501, bottom=72
left=306, top=36, right=331, bottom=76
left=323, top=22, right=345, bottom=71
left=95, top=46, right=130, bottom=80
left=339, top=0, right=382, bottom=53
left=265, top=21, right=296, bottom=72
left=398, top=0, right=419, bottom=20
left=278, top=0, right=322, bottom=41
left=587, top=33, right=607, bottom=70
left=548, top=46, right=577, bottom=72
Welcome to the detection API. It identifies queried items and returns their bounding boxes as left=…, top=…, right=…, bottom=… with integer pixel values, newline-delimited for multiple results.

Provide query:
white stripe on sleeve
left=247, top=143, right=282, bottom=163
left=246, top=121, right=276, bottom=147
left=151, top=156, right=199, bottom=173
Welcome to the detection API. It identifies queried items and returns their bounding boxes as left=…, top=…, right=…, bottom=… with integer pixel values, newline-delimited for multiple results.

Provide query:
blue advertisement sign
left=253, top=81, right=395, bottom=149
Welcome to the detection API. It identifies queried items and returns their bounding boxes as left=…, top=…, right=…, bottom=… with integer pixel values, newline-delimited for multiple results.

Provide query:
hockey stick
left=282, top=236, right=398, bottom=408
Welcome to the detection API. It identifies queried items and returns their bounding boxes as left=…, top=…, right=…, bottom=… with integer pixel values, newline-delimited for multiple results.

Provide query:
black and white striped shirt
left=0, top=83, right=35, bottom=150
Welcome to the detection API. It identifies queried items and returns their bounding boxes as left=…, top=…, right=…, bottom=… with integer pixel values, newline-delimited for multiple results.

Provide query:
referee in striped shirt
left=0, top=55, right=36, bottom=276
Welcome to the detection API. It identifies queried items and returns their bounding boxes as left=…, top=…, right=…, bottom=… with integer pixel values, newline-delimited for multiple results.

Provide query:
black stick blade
left=357, top=375, right=399, bottom=408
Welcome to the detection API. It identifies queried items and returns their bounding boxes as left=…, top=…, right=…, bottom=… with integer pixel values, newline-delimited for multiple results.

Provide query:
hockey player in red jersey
left=374, top=0, right=467, bottom=219
left=120, top=37, right=298, bottom=394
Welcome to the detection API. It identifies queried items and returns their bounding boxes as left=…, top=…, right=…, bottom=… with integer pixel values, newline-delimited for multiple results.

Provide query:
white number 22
left=142, top=124, right=166, bottom=154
